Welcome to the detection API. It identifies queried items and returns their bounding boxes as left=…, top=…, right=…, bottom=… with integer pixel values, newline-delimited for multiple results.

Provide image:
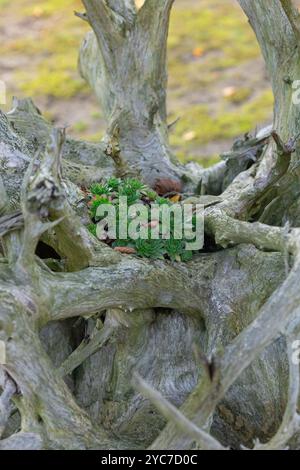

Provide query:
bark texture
left=1, top=0, right=300, bottom=451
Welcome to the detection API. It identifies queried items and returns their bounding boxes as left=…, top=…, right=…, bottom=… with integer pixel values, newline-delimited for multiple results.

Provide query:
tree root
left=1, top=0, right=300, bottom=451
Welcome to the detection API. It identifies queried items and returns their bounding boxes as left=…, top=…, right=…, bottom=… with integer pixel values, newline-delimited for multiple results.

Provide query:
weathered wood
left=1, top=0, right=300, bottom=451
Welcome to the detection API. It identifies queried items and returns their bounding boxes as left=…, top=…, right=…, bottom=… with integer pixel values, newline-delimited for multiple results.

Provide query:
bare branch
left=133, top=373, right=226, bottom=451
left=48, top=207, right=300, bottom=321
left=0, top=288, right=113, bottom=450
left=141, top=0, right=174, bottom=13
left=17, top=129, right=100, bottom=271
left=82, top=0, right=132, bottom=69
left=279, top=0, right=300, bottom=41
left=220, top=130, right=296, bottom=220
left=59, top=308, right=130, bottom=376
left=74, top=10, right=89, bottom=22
left=0, top=212, right=23, bottom=238
left=107, top=0, right=137, bottom=24
left=59, top=324, right=116, bottom=377
left=48, top=256, right=204, bottom=321
left=138, top=0, right=175, bottom=87
left=205, top=206, right=300, bottom=255
left=16, top=129, right=66, bottom=268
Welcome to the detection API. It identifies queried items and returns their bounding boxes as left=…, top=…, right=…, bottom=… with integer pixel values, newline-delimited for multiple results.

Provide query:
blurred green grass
left=0, top=0, right=272, bottom=166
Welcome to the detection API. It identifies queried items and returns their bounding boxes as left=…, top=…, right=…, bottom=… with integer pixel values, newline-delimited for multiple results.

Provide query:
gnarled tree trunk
left=1, top=0, right=300, bottom=451
left=79, top=0, right=185, bottom=186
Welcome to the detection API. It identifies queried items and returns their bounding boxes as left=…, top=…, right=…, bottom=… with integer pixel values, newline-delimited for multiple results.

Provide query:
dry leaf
left=192, top=47, right=204, bottom=58
left=80, top=186, right=90, bottom=197
left=114, top=247, right=136, bottom=254
left=141, top=220, right=159, bottom=228
left=169, top=194, right=181, bottom=203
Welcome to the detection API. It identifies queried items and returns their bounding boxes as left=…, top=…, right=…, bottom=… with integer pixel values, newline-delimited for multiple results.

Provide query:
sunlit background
left=0, top=0, right=273, bottom=166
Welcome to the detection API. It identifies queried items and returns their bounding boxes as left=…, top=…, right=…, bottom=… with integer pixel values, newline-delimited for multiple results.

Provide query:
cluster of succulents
left=86, top=177, right=196, bottom=262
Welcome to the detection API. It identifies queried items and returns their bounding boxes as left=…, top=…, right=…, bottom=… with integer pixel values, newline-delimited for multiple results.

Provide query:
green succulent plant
left=90, top=183, right=108, bottom=196
left=90, top=196, right=112, bottom=219
left=105, top=177, right=121, bottom=192
left=155, top=196, right=171, bottom=206
left=143, top=189, right=158, bottom=201
left=180, top=249, right=194, bottom=262
left=90, top=177, right=121, bottom=196
left=87, top=223, right=97, bottom=237
left=118, top=179, right=146, bottom=204
left=87, top=177, right=199, bottom=263
left=165, top=238, right=185, bottom=261
left=135, top=239, right=166, bottom=259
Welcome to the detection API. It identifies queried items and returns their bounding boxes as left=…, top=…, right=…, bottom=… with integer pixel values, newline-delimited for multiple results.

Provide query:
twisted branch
left=133, top=372, right=227, bottom=451
left=279, top=0, right=300, bottom=42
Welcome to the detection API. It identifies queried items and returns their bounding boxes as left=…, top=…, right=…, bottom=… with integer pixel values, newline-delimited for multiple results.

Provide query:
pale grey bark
left=133, top=373, right=227, bottom=450
left=1, top=0, right=300, bottom=451
left=78, top=0, right=231, bottom=191
left=238, top=0, right=300, bottom=226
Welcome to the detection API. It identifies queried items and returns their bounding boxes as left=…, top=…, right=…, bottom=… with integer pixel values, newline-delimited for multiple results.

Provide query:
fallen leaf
left=114, top=247, right=136, bottom=254
left=80, top=186, right=90, bottom=197
left=141, top=220, right=159, bottom=229
left=169, top=194, right=181, bottom=203
left=193, top=47, right=204, bottom=58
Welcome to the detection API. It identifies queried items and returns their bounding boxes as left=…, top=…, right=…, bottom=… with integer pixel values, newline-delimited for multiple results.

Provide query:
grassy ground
left=0, top=0, right=273, bottom=166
